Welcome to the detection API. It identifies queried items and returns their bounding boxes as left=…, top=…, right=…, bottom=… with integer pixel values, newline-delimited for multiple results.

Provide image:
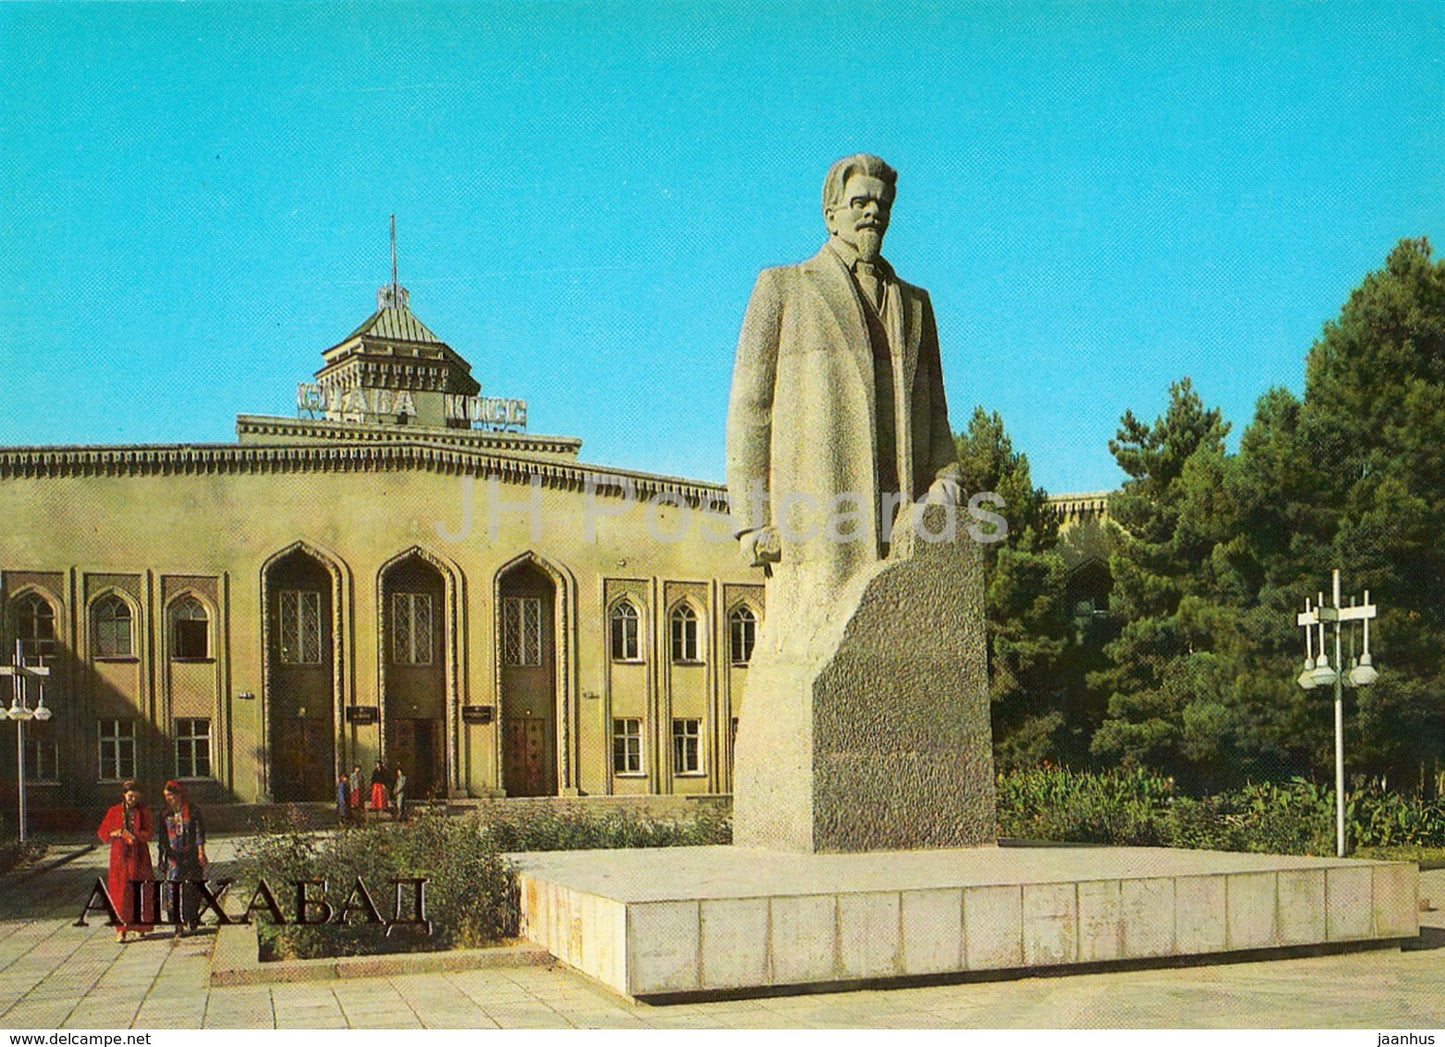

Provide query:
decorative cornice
left=0, top=437, right=727, bottom=507
left=234, top=415, right=581, bottom=457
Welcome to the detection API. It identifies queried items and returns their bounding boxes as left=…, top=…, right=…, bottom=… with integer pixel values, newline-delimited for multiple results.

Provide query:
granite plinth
left=732, top=502, right=994, bottom=852
left=515, top=844, right=1420, bottom=1001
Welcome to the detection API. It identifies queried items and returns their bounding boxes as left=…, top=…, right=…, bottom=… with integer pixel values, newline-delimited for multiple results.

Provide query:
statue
left=727, top=154, right=963, bottom=605
left=725, top=155, right=994, bottom=852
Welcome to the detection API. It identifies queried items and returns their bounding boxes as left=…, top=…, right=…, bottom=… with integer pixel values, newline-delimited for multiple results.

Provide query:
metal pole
left=1333, top=568, right=1345, bottom=858
left=16, top=715, right=25, bottom=844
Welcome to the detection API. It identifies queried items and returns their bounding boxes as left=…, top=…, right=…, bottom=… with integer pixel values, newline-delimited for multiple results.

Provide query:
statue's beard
left=854, top=227, right=884, bottom=261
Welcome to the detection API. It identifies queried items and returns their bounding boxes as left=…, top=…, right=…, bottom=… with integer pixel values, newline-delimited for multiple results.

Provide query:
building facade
left=0, top=286, right=762, bottom=816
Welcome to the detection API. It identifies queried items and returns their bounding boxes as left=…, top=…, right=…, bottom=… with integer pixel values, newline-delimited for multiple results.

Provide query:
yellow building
left=0, top=284, right=762, bottom=817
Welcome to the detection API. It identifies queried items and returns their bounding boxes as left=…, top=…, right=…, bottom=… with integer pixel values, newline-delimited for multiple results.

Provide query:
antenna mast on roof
left=390, top=214, right=399, bottom=305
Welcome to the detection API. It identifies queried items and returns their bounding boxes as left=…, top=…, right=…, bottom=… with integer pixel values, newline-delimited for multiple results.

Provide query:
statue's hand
left=927, top=475, right=962, bottom=508
left=741, top=526, right=782, bottom=568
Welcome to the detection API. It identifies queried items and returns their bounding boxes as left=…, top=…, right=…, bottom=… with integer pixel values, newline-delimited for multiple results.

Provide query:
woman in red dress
left=369, top=761, right=388, bottom=810
left=97, top=780, right=155, bottom=942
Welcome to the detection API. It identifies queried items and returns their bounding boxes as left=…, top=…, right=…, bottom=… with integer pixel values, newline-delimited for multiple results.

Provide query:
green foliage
left=995, top=764, right=1172, bottom=846
left=956, top=407, right=1110, bottom=769
left=476, top=802, right=731, bottom=852
left=1091, top=379, right=1247, bottom=790
left=0, top=838, right=47, bottom=877
left=233, top=803, right=732, bottom=960
left=235, top=808, right=515, bottom=960
left=996, top=768, right=1445, bottom=854
left=1087, top=239, right=1445, bottom=792
left=1351, top=787, right=1445, bottom=848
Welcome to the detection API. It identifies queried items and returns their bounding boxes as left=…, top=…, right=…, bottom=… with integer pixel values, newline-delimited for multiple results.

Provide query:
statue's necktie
left=855, top=261, right=884, bottom=312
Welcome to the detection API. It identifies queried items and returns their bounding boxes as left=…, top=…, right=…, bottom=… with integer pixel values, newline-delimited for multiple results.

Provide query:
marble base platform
left=514, top=845, right=1419, bottom=1001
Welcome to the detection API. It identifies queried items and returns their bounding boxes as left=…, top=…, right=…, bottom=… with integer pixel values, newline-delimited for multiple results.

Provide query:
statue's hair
left=821, top=154, right=898, bottom=215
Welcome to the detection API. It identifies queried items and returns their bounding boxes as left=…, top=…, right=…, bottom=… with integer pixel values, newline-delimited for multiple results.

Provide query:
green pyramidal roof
left=315, top=285, right=480, bottom=398
left=340, top=302, right=445, bottom=346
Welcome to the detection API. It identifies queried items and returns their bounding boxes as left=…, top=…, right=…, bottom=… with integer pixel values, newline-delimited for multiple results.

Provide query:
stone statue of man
left=726, top=154, right=962, bottom=605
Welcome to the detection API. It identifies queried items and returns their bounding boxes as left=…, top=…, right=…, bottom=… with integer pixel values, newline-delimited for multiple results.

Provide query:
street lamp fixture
left=1, top=640, right=52, bottom=842
left=1295, top=569, right=1379, bottom=858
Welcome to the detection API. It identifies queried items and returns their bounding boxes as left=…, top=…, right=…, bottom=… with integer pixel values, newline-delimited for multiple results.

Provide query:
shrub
left=1351, top=788, right=1445, bottom=848
left=234, top=807, right=514, bottom=960
left=996, top=764, right=1172, bottom=846
left=232, top=801, right=732, bottom=960
left=996, top=767, right=1445, bottom=856
left=478, top=802, right=731, bottom=852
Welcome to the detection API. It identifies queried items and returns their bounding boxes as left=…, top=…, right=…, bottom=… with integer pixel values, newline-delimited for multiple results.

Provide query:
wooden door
left=388, top=717, right=442, bottom=800
left=503, top=717, right=551, bottom=796
left=273, top=719, right=330, bottom=802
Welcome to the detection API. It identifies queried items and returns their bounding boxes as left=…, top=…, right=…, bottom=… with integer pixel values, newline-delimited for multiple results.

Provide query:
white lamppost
left=1296, top=569, right=1379, bottom=858
left=1, top=640, right=52, bottom=843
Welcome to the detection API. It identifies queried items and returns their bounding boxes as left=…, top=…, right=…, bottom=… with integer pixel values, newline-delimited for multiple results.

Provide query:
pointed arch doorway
left=263, top=547, right=340, bottom=802
left=497, top=560, right=557, bottom=796
left=380, top=552, right=450, bottom=801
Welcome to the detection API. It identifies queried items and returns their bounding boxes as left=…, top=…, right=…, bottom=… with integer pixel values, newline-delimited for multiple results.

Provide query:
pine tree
left=955, top=407, right=1077, bottom=768
left=1260, top=238, right=1445, bottom=790
left=1089, top=378, right=1243, bottom=790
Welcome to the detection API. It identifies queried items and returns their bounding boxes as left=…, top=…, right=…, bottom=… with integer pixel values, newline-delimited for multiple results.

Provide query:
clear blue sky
left=2, top=2, right=1441, bottom=494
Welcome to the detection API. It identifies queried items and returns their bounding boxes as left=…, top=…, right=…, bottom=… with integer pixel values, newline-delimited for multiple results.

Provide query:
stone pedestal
left=515, top=846, right=1420, bottom=1001
left=733, top=502, right=994, bottom=852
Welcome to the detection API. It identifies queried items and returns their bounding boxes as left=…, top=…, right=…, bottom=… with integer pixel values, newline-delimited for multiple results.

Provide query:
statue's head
left=822, top=154, right=897, bottom=262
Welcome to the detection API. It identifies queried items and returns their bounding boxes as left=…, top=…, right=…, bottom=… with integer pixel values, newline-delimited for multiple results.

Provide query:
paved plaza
left=1, top=834, right=1442, bottom=1029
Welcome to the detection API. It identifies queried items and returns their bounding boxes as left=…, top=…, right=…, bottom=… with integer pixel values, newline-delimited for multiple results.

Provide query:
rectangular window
left=612, top=717, right=642, bottom=775
left=98, top=719, right=136, bottom=781
left=672, top=718, right=702, bottom=775
left=24, top=731, right=59, bottom=782
left=502, top=596, right=543, bottom=667
left=175, top=717, right=212, bottom=778
left=278, top=590, right=322, bottom=665
left=392, top=591, right=435, bottom=665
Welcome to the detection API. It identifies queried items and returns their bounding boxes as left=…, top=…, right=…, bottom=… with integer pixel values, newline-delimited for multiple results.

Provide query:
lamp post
left=1295, top=569, right=1379, bottom=858
left=1, top=640, right=52, bottom=843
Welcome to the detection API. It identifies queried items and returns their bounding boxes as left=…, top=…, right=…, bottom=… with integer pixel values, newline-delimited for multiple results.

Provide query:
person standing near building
left=349, top=764, right=362, bottom=811
left=336, top=771, right=350, bottom=821
left=393, top=766, right=407, bottom=821
left=97, top=780, right=155, bottom=942
left=369, top=760, right=388, bottom=811
left=156, top=780, right=207, bottom=935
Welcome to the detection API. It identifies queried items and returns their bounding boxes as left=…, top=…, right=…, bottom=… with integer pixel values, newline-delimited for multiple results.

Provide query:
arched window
left=670, top=604, right=700, bottom=663
left=92, top=594, right=134, bottom=658
left=609, top=601, right=640, bottom=662
left=13, top=592, right=57, bottom=663
left=729, top=606, right=757, bottom=666
left=171, top=595, right=211, bottom=660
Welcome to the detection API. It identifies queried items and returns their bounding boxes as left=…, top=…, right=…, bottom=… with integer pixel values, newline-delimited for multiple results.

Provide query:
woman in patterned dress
left=157, top=780, right=207, bottom=934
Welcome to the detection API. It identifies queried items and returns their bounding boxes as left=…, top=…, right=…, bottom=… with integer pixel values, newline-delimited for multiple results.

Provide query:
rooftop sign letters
left=296, top=383, right=528, bottom=432
left=444, top=393, right=528, bottom=431
left=297, top=383, right=416, bottom=423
